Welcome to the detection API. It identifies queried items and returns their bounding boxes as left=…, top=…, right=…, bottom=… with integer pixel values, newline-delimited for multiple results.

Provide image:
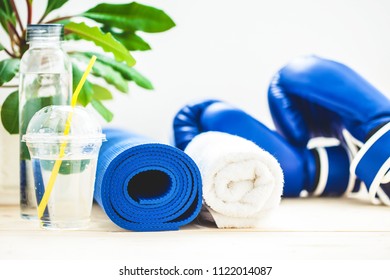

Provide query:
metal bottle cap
left=26, top=24, right=64, bottom=42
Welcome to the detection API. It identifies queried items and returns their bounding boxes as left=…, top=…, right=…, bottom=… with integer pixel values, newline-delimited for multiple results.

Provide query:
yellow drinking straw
left=37, top=55, right=97, bottom=219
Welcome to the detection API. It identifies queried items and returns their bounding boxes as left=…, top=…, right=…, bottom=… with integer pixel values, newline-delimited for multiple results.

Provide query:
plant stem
left=45, top=16, right=74, bottom=24
left=7, top=22, right=21, bottom=44
left=37, top=12, right=46, bottom=24
left=1, top=83, right=19, bottom=87
left=26, top=0, right=33, bottom=25
left=10, top=0, right=24, bottom=32
left=2, top=47, right=17, bottom=58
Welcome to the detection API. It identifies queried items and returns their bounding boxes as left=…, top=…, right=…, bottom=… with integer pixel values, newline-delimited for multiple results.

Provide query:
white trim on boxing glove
left=312, top=147, right=328, bottom=196
left=311, top=143, right=355, bottom=197
left=350, top=122, right=390, bottom=206
left=342, top=129, right=366, bottom=197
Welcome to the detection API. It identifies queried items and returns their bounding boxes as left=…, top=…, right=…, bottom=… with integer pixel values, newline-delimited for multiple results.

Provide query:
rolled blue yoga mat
left=94, top=128, right=203, bottom=231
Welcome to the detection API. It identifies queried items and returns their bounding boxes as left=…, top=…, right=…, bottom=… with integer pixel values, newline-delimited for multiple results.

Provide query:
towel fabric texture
left=94, top=128, right=203, bottom=231
left=184, top=131, right=284, bottom=228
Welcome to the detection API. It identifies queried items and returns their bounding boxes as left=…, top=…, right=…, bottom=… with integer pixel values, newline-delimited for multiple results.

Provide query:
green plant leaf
left=72, top=62, right=94, bottom=106
left=100, top=25, right=152, bottom=51
left=72, top=53, right=128, bottom=93
left=84, top=52, right=153, bottom=90
left=65, top=21, right=136, bottom=67
left=43, top=0, right=68, bottom=18
left=0, top=0, right=16, bottom=34
left=0, top=0, right=13, bottom=14
left=64, top=32, right=80, bottom=41
left=0, top=59, right=20, bottom=86
left=92, top=84, right=113, bottom=100
left=41, top=159, right=90, bottom=175
left=20, top=96, right=56, bottom=159
left=0, top=42, right=4, bottom=51
left=121, top=66, right=152, bottom=90
left=83, top=2, right=175, bottom=33
left=90, top=99, right=113, bottom=122
left=0, top=90, right=18, bottom=134
left=110, top=31, right=151, bottom=51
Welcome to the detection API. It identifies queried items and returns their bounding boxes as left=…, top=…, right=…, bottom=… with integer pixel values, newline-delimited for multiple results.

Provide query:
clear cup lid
left=22, top=105, right=106, bottom=143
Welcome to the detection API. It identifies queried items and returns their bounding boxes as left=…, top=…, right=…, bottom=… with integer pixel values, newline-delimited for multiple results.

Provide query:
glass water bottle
left=19, top=24, right=72, bottom=219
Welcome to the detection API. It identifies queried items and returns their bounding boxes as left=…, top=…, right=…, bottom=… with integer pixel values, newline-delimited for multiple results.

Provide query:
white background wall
left=2, top=0, right=390, bottom=143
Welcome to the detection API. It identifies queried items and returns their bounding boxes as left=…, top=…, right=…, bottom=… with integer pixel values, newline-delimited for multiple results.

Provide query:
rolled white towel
left=184, top=131, right=284, bottom=228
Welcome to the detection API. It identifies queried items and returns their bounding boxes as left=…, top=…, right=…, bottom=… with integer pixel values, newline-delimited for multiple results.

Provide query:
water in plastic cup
left=22, top=105, right=105, bottom=229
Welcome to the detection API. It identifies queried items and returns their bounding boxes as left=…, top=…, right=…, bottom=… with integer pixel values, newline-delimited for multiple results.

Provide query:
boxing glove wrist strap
left=311, top=147, right=328, bottom=196
left=310, top=145, right=354, bottom=196
left=350, top=122, right=390, bottom=205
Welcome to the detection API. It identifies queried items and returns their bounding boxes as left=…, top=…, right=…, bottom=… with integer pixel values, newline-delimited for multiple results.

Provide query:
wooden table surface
left=1, top=193, right=390, bottom=261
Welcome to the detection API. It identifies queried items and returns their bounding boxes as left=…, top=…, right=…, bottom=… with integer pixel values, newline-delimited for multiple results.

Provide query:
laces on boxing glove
left=347, top=123, right=390, bottom=206
left=307, top=138, right=357, bottom=197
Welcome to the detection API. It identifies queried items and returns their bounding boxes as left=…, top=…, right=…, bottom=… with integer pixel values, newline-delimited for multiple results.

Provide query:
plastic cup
left=22, top=105, right=105, bottom=230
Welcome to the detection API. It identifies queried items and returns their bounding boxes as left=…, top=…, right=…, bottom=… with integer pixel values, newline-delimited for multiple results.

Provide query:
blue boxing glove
left=268, top=55, right=390, bottom=205
left=173, top=100, right=354, bottom=197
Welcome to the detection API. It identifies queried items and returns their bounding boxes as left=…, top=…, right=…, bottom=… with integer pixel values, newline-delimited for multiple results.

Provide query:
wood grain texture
left=1, top=196, right=390, bottom=260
